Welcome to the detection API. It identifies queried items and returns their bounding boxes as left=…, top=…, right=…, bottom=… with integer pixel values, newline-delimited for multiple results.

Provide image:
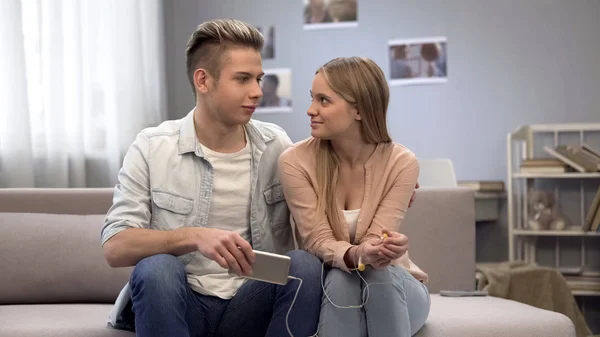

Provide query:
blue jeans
left=319, top=265, right=430, bottom=337
left=129, top=250, right=322, bottom=337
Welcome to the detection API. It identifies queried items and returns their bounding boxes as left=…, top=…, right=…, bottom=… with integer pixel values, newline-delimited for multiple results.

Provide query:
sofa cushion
left=0, top=188, right=114, bottom=215
left=402, top=187, right=476, bottom=294
left=0, top=212, right=132, bottom=305
left=415, top=295, right=576, bottom=337
left=0, top=304, right=134, bottom=337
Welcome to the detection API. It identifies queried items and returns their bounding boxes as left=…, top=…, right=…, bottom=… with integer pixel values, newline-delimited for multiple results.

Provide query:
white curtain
left=0, top=0, right=166, bottom=188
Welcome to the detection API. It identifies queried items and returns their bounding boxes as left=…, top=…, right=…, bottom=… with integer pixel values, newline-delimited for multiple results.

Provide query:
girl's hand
left=355, top=238, right=383, bottom=267
left=378, top=229, right=409, bottom=261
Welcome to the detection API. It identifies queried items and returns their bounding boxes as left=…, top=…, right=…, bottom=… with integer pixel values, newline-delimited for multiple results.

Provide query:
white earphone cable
left=285, top=261, right=391, bottom=337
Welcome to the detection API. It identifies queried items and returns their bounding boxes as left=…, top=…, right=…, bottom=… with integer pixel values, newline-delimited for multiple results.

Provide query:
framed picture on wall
left=303, top=0, right=358, bottom=30
left=257, top=25, right=275, bottom=59
left=256, top=68, right=293, bottom=114
left=388, top=36, right=448, bottom=86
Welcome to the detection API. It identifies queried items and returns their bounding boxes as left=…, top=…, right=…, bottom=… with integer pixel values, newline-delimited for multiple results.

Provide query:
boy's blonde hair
left=186, top=19, right=264, bottom=96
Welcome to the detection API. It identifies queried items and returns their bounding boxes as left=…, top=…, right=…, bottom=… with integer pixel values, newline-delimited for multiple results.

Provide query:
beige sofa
left=0, top=187, right=576, bottom=337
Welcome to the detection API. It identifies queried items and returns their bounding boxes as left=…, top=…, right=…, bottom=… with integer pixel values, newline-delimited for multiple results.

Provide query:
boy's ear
left=194, top=68, right=210, bottom=93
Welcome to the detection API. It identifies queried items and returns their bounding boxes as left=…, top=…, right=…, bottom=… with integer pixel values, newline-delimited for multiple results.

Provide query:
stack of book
left=565, top=275, right=600, bottom=295
left=457, top=180, right=505, bottom=193
left=520, top=158, right=567, bottom=173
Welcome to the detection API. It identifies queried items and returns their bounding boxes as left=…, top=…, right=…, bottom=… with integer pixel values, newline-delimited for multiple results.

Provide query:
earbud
left=357, top=257, right=365, bottom=271
left=357, top=233, right=388, bottom=271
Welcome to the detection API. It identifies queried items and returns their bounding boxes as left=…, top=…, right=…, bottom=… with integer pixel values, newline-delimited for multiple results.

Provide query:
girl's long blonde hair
left=315, top=57, right=392, bottom=241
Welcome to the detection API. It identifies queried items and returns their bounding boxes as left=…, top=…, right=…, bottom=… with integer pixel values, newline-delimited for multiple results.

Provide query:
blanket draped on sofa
left=475, top=261, right=591, bottom=337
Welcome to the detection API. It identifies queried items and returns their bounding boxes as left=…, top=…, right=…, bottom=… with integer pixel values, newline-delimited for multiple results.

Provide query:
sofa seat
left=416, top=295, right=575, bottom=337
left=0, top=296, right=575, bottom=337
left=0, top=304, right=134, bottom=337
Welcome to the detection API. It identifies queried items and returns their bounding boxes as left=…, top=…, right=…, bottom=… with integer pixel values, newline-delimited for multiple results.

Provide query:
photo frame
left=257, top=25, right=275, bottom=59
left=388, top=36, right=448, bottom=86
left=303, top=0, right=358, bottom=30
left=256, top=68, right=293, bottom=114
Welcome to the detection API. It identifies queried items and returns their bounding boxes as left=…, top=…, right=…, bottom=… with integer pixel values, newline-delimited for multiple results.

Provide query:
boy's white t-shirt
left=185, top=135, right=252, bottom=299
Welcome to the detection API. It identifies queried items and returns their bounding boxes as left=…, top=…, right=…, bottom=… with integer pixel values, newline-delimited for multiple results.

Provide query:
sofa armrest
left=401, top=187, right=476, bottom=293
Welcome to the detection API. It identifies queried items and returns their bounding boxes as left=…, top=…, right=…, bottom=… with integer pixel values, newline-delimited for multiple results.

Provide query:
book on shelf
left=542, top=144, right=600, bottom=173
left=563, top=145, right=600, bottom=172
left=543, top=146, right=587, bottom=172
left=457, top=180, right=505, bottom=192
left=591, top=202, right=600, bottom=232
left=520, top=166, right=566, bottom=173
left=565, top=275, right=600, bottom=292
left=584, top=186, right=600, bottom=231
left=582, top=270, right=600, bottom=277
left=582, top=144, right=600, bottom=158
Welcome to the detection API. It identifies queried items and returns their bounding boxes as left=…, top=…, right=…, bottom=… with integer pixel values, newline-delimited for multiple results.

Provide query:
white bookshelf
left=507, top=123, right=600, bottom=297
left=513, top=229, right=600, bottom=237
left=513, top=173, right=600, bottom=179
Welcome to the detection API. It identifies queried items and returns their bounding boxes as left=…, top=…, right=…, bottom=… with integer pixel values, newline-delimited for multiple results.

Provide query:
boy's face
left=203, top=47, right=264, bottom=126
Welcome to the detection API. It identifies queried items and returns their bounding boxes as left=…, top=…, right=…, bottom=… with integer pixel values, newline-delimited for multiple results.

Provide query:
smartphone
left=230, top=250, right=291, bottom=285
left=440, top=290, right=489, bottom=297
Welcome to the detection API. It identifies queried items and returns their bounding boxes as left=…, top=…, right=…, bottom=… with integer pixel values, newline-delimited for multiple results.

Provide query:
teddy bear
left=527, top=189, right=567, bottom=230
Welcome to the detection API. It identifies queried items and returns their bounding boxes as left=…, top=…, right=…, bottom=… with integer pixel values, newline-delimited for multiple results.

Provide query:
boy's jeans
left=129, top=250, right=322, bottom=337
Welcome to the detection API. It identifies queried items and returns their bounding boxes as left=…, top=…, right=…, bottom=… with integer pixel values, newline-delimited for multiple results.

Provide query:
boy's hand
left=195, top=228, right=255, bottom=277
left=408, top=182, right=419, bottom=208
